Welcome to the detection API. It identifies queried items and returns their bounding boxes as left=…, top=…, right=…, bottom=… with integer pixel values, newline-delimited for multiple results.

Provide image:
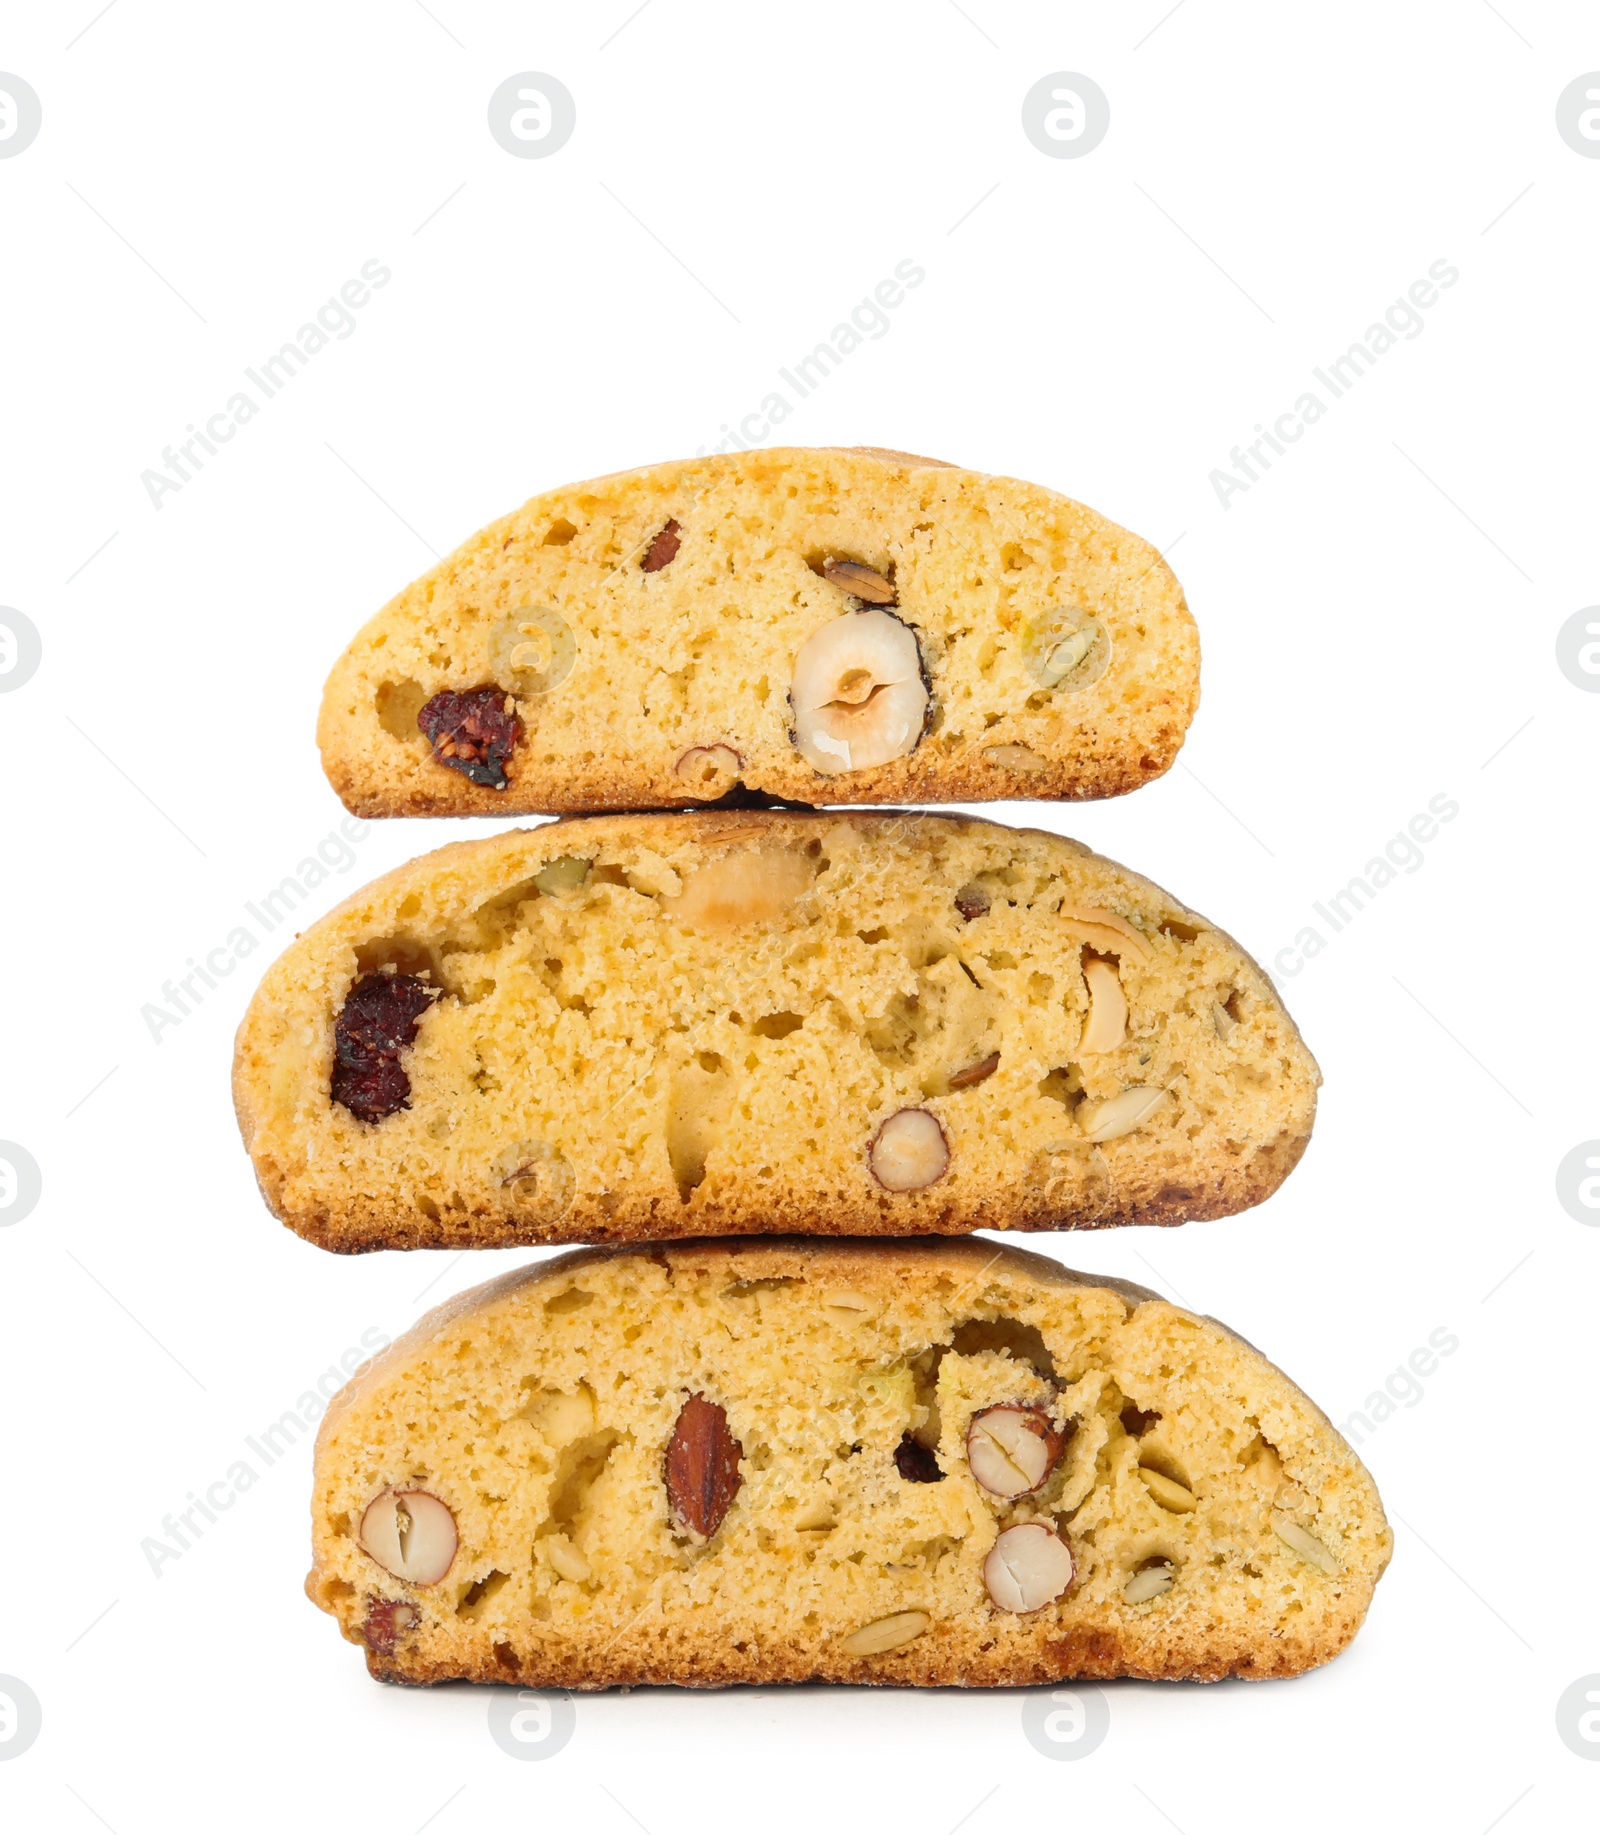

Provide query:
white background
left=2, top=1, right=1596, bottom=1827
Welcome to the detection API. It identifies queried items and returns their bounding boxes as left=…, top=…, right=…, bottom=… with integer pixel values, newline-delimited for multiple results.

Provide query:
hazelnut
left=790, top=609, right=928, bottom=775
left=359, top=1489, right=458, bottom=1586
left=674, top=744, right=743, bottom=797
left=983, top=1523, right=1075, bottom=1614
left=966, top=1404, right=1066, bottom=1500
left=868, top=1108, right=949, bottom=1192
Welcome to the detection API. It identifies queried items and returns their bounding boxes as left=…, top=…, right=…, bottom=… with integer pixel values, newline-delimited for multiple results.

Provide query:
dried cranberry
left=332, top=973, right=439, bottom=1123
left=417, top=686, right=521, bottom=789
left=894, top=1433, right=944, bottom=1483
left=642, top=518, right=682, bottom=573
left=362, top=1597, right=418, bottom=1653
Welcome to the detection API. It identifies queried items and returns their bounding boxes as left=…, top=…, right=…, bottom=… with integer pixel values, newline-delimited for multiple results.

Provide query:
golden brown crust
left=309, top=1238, right=1388, bottom=1688
left=233, top=811, right=1319, bottom=1251
left=315, top=447, right=1199, bottom=817
left=361, top=1623, right=1323, bottom=1689
left=271, top=1130, right=1310, bottom=1255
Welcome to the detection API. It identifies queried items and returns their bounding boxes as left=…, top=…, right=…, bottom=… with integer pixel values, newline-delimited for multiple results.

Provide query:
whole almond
left=665, top=1393, right=743, bottom=1537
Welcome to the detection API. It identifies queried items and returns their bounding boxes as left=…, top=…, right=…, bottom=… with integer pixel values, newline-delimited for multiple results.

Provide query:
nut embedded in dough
left=1140, top=1467, right=1198, bottom=1514
left=1123, top=1561, right=1175, bottom=1604
left=966, top=1404, right=1065, bottom=1500
left=790, top=609, right=929, bottom=775
left=983, top=1523, right=1075, bottom=1614
left=306, top=1239, right=1391, bottom=1685
left=868, top=1108, right=949, bottom=1192
left=1273, top=1512, right=1339, bottom=1574
left=359, top=1489, right=458, bottom=1586
left=839, top=1610, right=931, bottom=1656
left=1078, top=1085, right=1167, bottom=1144
left=1078, top=958, right=1128, bottom=1054
left=233, top=809, right=1321, bottom=1249
left=822, top=558, right=897, bottom=604
left=662, top=846, right=814, bottom=932
left=664, top=1394, right=743, bottom=1539
left=674, top=744, right=743, bottom=797
left=1059, top=903, right=1154, bottom=962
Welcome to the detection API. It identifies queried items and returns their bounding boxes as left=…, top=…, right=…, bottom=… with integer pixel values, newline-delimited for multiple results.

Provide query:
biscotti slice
left=308, top=1237, right=1390, bottom=1687
left=233, top=810, right=1318, bottom=1250
left=316, top=447, right=1198, bottom=815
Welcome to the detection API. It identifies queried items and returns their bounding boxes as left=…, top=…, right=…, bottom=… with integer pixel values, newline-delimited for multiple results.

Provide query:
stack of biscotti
left=234, top=447, right=1388, bottom=1689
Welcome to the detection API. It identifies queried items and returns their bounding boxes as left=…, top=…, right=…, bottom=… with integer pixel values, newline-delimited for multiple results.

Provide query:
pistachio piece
left=534, top=855, right=590, bottom=896
left=954, top=882, right=991, bottom=922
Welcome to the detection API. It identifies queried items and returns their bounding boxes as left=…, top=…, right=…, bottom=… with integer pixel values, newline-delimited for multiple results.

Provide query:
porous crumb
left=316, top=447, right=1199, bottom=816
left=233, top=811, right=1320, bottom=1251
left=307, top=1238, right=1390, bottom=1688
